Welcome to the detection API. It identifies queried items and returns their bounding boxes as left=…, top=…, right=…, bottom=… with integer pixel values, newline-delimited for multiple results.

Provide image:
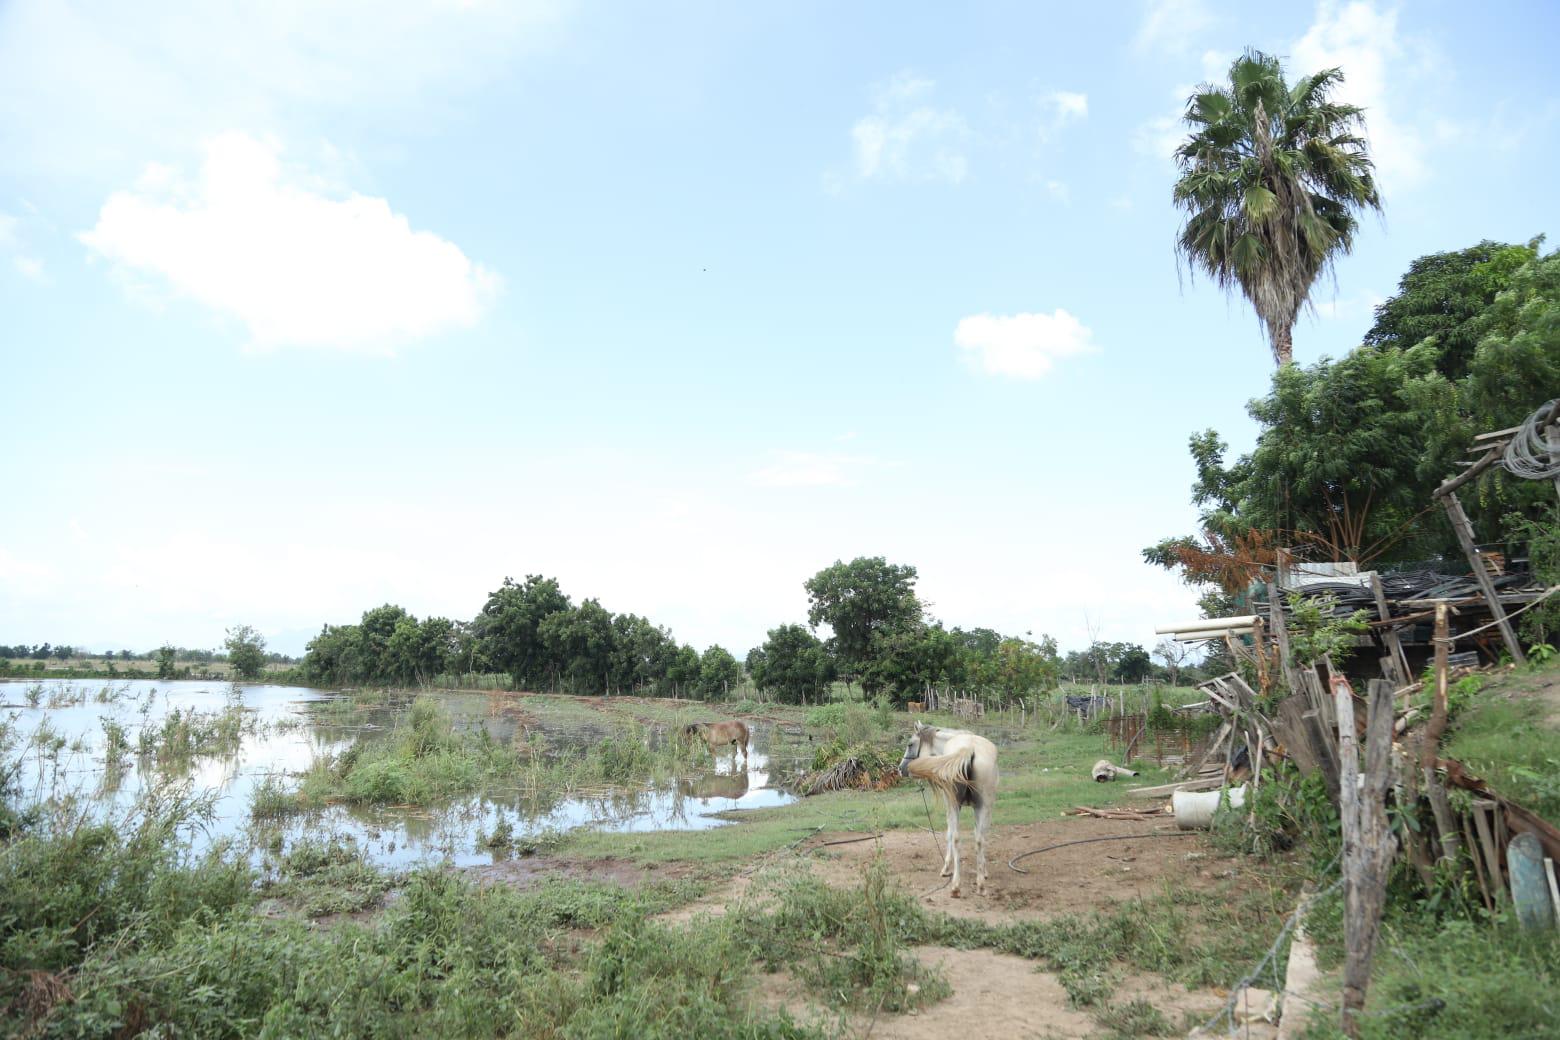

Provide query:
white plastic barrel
left=1172, top=785, right=1247, bottom=829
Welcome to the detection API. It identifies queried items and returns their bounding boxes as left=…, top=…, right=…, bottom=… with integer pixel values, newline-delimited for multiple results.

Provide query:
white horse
left=897, top=721, right=999, bottom=897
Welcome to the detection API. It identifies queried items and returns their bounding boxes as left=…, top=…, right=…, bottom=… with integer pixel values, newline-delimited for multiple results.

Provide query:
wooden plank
left=1462, top=812, right=1494, bottom=909
left=1441, top=493, right=1526, bottom=663
left=1473, top=800, right=1505, bottom=897
left=1368, top=571, right=1411, bottom=687
left=1474, top=425, right=1523, bottom=442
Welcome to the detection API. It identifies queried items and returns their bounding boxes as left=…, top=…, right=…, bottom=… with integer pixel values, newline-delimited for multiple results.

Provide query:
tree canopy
left=1174, top=50, right=1381, bottom=366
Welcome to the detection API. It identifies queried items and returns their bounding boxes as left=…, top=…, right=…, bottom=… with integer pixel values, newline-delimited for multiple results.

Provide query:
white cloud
left=80, top=133, right=499, bottom=352
left=1292, top=1, right=1424, bottom=187
left=748, top=451, right=876, bottom=488
left=0, top=211, right=45, bottom=281
left=1036, top=90, right=1088, bottom=147
left=850, top=72, right=969, bottom=184
left=1132, top=0, right=1215, bottom=55
left=954, top=310, right=1097, bottom=380
left=1045, top=180, right=1071, bottom=204
left=1042, top=91, right=1088, bottom=123
left=0, top=0, right=567, bottom=183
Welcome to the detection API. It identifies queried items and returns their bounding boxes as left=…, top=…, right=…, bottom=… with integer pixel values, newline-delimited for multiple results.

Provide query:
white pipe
left=1169, top=628, right=1253, bottom=642
left=1154, top=616, right=1259, bottom=635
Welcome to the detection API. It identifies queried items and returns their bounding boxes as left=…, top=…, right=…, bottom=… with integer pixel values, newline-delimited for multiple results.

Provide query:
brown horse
left=898, top=721, right=999, bottom=897
left=681, top=720, right=750, bottom=763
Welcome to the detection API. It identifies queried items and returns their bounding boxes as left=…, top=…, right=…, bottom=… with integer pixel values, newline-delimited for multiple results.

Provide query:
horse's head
left=898, top=724, right=934, bottom=776
left=680, top=723, right=705, bottom=741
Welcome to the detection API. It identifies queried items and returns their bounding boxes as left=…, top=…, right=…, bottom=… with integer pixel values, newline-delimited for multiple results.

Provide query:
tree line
left=300, top=578, right=742, bottom=698
left=298, top=564, right=1181, bottom=705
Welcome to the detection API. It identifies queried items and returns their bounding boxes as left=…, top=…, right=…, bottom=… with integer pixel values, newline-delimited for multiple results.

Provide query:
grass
left=260, top=837, right=398, bottom=918
left=1443, top=658, right=1560, bottom=825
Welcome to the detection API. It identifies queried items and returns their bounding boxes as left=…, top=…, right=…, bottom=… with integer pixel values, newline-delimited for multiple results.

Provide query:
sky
left=2, top=0, right=1557, bottom=659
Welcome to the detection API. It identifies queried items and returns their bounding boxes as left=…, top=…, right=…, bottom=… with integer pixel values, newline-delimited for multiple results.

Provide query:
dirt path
left=648, top=815, right=1263, bottom=1038
left=804, top=815, right=1235, bottom=923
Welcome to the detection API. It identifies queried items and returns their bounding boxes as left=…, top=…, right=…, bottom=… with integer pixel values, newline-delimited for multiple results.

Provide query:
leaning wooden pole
left=1438, top=490, right=1525, bottom=663
left=1420, top=602, right=1463, bottom=869
left=1335, top=673, right=1399, bottom=1038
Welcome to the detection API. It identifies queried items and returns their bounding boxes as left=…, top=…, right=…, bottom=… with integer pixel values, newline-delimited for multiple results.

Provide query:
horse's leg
left=974, top=798, right=993, bottom=896
left=946, top=799, right=963, bottom=897
left=940, top=799, right=955, bottom=877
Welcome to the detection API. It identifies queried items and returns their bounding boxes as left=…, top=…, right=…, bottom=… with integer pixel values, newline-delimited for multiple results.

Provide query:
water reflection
left=1, top=678, right=801, bottom=869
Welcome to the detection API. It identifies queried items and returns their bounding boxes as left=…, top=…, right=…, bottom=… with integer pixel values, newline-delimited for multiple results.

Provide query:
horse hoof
left=940, top=868, right=952, bottom=877
left=950, top=889, right=961, bottom=898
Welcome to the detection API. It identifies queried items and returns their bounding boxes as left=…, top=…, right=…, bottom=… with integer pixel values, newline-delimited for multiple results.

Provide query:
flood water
left=0, top=679, right=800, bottom=868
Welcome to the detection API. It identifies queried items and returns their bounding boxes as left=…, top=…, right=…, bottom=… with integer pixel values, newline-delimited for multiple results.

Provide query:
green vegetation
left=223, top=624, right=267, bottom=681
left=287, top=697, right=522, bottom=808
left=1148, top=239, right=1558, bottom=582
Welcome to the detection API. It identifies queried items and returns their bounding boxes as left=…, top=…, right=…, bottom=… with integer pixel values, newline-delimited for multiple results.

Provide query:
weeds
left=745, top=859, right=949, bottom=1013
left=261, top=837, right=396, bottom=918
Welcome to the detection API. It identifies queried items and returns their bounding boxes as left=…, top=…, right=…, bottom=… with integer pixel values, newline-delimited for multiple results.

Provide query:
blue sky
left=2, top=1, right=1557, bottom=658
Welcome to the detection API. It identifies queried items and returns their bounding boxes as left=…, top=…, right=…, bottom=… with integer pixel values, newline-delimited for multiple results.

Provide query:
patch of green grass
left=261, top=837, right=397, bottom=918
left=290, top=697, right=522, bottom=807
left=1095, top=998, right=1176, bottom=1038
left=922, top=877, right=1294, bottom=1007
left=744, top=858, right=950, bottom=1013
left=1354, top=912, right=1560, bottom=1040
left=1444, top=686, right=1560, bottom=825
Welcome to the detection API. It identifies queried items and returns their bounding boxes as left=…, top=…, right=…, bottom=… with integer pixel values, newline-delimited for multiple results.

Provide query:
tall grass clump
left=744, top=858, right=949, bottom=1013
left=295, top=697, right=521, bottom=807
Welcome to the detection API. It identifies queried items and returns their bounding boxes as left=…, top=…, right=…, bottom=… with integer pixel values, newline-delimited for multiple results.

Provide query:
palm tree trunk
left=1269, top=321, right=1294, bottom=366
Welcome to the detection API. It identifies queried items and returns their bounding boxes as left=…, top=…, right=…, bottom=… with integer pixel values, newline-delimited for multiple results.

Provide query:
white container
left=1173, top=785, right=1247, bottom=829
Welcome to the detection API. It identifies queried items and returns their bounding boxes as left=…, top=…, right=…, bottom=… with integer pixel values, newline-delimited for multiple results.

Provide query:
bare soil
left=653, top=815, right=1267, bottom=1038
left=802, top=815, right=1242, bottom=924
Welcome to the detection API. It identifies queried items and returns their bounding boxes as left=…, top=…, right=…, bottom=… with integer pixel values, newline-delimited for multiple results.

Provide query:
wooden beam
left=1368, top=571, right=1411, bottom=687
left=1440, top=492, right=1526, bottom=663
left=1435, top=444, right=1502, bottom=497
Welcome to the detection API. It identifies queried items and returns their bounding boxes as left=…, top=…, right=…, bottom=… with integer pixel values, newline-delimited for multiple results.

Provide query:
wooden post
left=1439, top=491, right=1526, bottom=663
left=1334, top=672, right=1398, bottom=1038
left=1421, top=602, right=1463, bottom=868
left=1252, top=615, right=1272, bottom=696
left=1368, top=571, right=1411, bottom=687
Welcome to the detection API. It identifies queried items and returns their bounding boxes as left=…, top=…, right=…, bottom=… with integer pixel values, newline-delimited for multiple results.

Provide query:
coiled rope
left=1501, top=399, right=1560, bottom=479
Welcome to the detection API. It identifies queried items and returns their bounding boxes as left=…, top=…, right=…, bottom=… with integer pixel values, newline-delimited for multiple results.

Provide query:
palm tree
left=1174, top=50, right=1381, bottom=367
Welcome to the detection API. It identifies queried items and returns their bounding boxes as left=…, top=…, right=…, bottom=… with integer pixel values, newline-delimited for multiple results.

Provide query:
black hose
left=1007, top=830, right=1196, bottom=873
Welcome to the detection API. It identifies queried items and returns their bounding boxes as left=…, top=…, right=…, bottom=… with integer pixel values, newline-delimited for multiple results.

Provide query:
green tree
left=385, top=615, right=456, bottom=686
left=356, top=605, right=411, bottom=683
left=1112, top=644, right=1153, bottom=684
left=749, top=624, right=835, bottom=705
left=698, top=645, right=742, bottom=698
left=538, top=599, right=615, bottom=694
left=1174, top=50, right=1381, bottom=366
left=475, top=576, right=572, bottom=690
left=666, top=643, right=702, bottom=696
left=1364, top=239, right=1540, bottom=375
left=804, top=557, right=921, bottom=690
left=224, top=625, right=266, bottom=681
left=155, top=644, right=177, bottom=680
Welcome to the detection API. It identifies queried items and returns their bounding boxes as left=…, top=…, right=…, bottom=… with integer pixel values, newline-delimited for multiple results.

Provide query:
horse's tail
left=906, top=747, right=979, bottom=809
